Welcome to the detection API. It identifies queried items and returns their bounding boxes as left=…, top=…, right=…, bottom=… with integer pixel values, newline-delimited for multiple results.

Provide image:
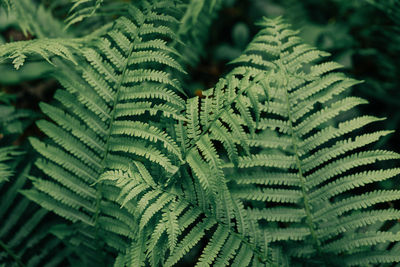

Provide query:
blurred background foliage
left=0, top=0, right=399, bottom=192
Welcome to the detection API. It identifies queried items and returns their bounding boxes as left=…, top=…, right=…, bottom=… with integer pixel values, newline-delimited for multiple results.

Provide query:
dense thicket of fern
left=0, top=0, right=400, bottom=266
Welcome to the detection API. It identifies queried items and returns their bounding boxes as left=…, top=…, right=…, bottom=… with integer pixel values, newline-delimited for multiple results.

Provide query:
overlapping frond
left=101, top=161, right=279, bottom=267
left=27, top=2, right=186, bottom=258
left=104, top=14, right=304, bottom=265
left=179, top=68, right=268, bottom=227
left=170, top=17, right=291, bottom=262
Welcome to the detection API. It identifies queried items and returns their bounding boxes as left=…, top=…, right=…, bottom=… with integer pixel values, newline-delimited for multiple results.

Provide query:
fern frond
left=28, top=2, right=186, bottom=259
left=0, top=38, right=83, bottom=69
left=0, top=154, right=88, bottom=266
left=0, top=13, right=112, bottom=70
left=65, top=0, right=105, bottom=28
left=0, top=146, right=21, bottom=183
left=176, top=66, right=274, bottom=229
left=1, top=0, right=66, bottom=37
left=221, top=16, right=400, bottom=265
left=102, top=160, right=273, bottom=266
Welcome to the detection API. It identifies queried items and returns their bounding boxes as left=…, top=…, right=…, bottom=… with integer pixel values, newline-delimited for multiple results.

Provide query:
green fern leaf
left=27, top=3, right=186, bottom=260
left=220, top=16, right=400, bottom=264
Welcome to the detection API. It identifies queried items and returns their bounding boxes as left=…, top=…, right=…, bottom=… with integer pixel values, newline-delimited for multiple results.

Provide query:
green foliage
left=176, top=0, right=225, bottom=65
left=366, top=0, right=400, bottom=22
left=0, top=93, right=85, bottom=266
left=229, top=17, right=400, bottom=265
left=0, top=0, right=112, bottom=70
left=262, top=0, right=400, bottom=163
left=65, top=0, right=105, bottom=28
left=0, top=146, right=20, bottom=183
left=0, top=95, right=37, bottom=136
left=0, top=38, right=82, bottom=69
left=26, top=3, right=186, bottom=264
left=1, top=0, right=66, bottom=37
left=1, top=0, right=400, bottom=266
left=0, top=158, right=78, bottom=266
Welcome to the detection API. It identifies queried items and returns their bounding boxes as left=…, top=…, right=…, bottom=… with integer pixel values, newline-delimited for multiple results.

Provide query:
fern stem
left=0, top=239, right=26, bottom=267
left=265, top=18, right=325, bottom=257
left=93, top=23, right=139, bottom=238
left=282, top=64, right=323, bottom=256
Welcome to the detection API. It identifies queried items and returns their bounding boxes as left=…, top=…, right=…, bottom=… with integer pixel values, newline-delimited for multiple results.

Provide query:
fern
left=26, top=2, right=186, bottom=261
left=0, top=147, right=20, bottom=183
left=0, top=159, right=80, bottom=266
left=65, top=0, right=105, bottom=28
left=0, top=93, right=87, bottom=266
left=108, top=16, right=400, bottom=266
left=1, top=0, right=67, bottom=38
left=224, top=17, right=400, bottom=265
left=0, top=0, right=113, bottom=69
left=1, top=1, right=400, bottom=266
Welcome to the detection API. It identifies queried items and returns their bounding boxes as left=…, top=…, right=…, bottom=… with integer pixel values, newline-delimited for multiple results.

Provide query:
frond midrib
left=284, top=78, right=322, bottom=254
left=275, top=25, right=323, bottom=256
left=92, top=19, right=141, bottom=234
